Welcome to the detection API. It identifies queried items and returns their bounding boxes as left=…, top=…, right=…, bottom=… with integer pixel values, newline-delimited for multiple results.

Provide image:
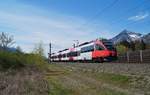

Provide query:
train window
left=72, top=52, right=78, bottom=56
left=81, top=45, right=94, bottom=53
left=58, top=54, right=62, bottom=58
left=55, top=56, right=57, bottom=58
left=104, top=42, right=113, bottom=46
left=67, top=51, right=78, bottom=57
left=103, top=41, right=115, bottom=50
left=62, top=54, right=66, bottom=58
left=95, top=45, right=105, bottom=50
left=52, top=56, right=57, bottom=59
left=51, top=56, right=54, bottom=59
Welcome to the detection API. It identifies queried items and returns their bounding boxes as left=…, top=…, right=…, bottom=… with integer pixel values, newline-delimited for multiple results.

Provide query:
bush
left=0, top=51, right=24, bottom=70
left=116, top=45, right=127, bottom=55
left=0, top=50, right=48, bottom=71
left=24, top=54, right=48, bottom=69
left=32, top=41, right=45, bottom=57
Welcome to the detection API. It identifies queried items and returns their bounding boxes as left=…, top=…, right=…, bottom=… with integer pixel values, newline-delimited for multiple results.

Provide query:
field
left=0, top=67, right=49, bottom=95
left=1, top=62, right=150, bottom=95
left=47, top=63, right=150, bottom=95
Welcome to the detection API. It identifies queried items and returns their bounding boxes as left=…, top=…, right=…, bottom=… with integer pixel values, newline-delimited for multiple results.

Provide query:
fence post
left=127, top=52, right=129, bottom=63
left=140, top=50, right=143, bottom=63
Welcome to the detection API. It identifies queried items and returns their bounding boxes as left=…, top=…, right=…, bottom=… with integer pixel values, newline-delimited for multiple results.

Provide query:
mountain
left=142, top=33, right=150, bottom=44
left=0, top=46, right=16, bottom=52
left=7, top=47, right=17, bottom=52
left=111, top=29, right=142, bottom=44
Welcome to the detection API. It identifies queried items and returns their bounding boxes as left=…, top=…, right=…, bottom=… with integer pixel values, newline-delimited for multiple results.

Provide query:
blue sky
left=0, top=0, right=150, bottom=54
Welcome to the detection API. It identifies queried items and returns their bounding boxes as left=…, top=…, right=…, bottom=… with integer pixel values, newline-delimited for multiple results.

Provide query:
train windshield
left=95, top=44, right=105, bottom=50
left=105, top=45, right=116, bottom=51
left=102, top=41, right=116, bottom=51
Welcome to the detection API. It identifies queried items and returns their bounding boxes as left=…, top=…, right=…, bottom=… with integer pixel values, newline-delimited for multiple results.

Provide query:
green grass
left=47, top=76, right=127, bottom=95
left=92, top=72, right=131, bottom=87
left=48, top=77, right=74, bottom=95
left=97, top=88, right=127, bottom=95
left=46, top=65, right=128, bottom=95
left=47, top=64, right=71, bottom=75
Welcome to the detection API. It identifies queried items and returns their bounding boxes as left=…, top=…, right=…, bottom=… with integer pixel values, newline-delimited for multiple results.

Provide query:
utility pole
left=73, top=40, right=79, bottom=47
left=49, top=43, right=52, bottom=63
left=73, top=43, right=75, bottom=48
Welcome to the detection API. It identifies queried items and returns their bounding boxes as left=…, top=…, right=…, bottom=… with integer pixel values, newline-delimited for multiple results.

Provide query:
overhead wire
left=76, top=0, right=119, bottom=30
left=78, top=0, right=150, bottom=30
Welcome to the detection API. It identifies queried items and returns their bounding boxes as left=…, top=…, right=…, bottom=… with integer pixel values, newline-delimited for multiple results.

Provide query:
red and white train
left=50, top=39, right=117, bottom=62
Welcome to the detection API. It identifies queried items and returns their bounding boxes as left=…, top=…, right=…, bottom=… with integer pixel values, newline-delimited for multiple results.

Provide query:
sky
left=0, top=0, right=150, bottom=55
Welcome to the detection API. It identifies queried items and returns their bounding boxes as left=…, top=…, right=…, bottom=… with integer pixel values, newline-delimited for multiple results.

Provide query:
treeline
left=115, top=40, right=150, bottom=55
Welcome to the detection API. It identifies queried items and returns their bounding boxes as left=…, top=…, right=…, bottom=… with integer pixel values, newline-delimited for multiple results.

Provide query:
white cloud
left=0, top=12, right=92, bottom=53
left=128, top=12, right=149, bottom=21
left=0, top=5, right=112, bottom=55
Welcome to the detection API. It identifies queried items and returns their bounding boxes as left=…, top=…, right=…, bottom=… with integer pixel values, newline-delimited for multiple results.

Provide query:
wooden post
left=127, top=52, right=129, bottom=63
left=140, top=50, right=143, bottom=63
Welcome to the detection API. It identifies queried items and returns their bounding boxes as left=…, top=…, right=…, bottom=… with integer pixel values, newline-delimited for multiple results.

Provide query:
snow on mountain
left=111, top=29, right=142, bottom=44
left=142, top=33, right=150, bottom=44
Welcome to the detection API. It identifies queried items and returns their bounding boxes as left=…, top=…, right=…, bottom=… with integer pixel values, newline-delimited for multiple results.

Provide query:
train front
left=92, top=39, right=117, bottom=62
left=102, top=39, right=117, bottom=61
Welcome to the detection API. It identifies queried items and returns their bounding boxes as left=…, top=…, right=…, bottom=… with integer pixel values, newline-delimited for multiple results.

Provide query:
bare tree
left=16, top=46, right=23, bottom=53
left=0, top=32, right=15, bottom=49
left=32, top=41, right=45, bottom=57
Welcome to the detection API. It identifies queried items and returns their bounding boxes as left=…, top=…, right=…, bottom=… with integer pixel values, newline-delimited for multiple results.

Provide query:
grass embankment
left=0, top=50, right=49, bottom=95
left=47, top=76, right=127, bottom=95
left=46, top=64, right=150, bottom=95
left=89, top=72, right=130, bottom=88
left=46, top=64, right=128, bottom=95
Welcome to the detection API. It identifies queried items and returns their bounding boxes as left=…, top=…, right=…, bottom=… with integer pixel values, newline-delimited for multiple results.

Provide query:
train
left=50, top=39, right=117, bottom=62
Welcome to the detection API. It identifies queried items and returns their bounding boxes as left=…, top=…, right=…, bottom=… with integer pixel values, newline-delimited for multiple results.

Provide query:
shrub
left=32, top=41, right=45, bottom=57
left=24, top=54, right=48, bottom=70
left=116, top=45, right=127, bottom=55
left=0, top=51, right=25, bottom=70
left=0, top=50, right=48, bottom=71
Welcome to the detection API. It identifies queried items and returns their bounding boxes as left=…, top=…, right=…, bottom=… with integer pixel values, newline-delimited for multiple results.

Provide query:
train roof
left=58, top=48, right=69, bottom=53
left=78, top=40, right=93, bottom=47
left=55, top=39, right=113, bottom=53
